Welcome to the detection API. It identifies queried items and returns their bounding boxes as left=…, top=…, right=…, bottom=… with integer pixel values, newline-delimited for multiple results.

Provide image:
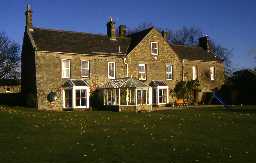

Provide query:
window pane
left=65, top=89, right=72, bottom=108
left=81, top=97, right=86, bottom=106
left=76, top=90, right=80, bottom=106
left=120, top=89, right=127, bottom=105
left=192, top=66, right=197, bottom=80
left=151, top=43, right=158, bottom=55
left=62, top=60, right=70, bottom=78
left=108, top=63, right=115, bottom=78
left=63, top=60, right=70, bottom=68
left=139, top=65, right=145, bottom=72
left=81, top=61, right=89, bottom=69
left=137, top=90, right=141, bottom=104
left=129, top=89, right=136, bottom=105
left=210, top=67, right=215, bottom=80
left=142, top=90, right=147, bottom=104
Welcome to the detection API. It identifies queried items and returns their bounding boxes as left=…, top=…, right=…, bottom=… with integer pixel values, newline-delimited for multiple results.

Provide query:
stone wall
left=35, top=51, right=126, bottom=110
left=0, top=85, right=20, bottom=93
left=127, top=29, right=182, bottom=103
left=183, top=59, right=224, bottom=92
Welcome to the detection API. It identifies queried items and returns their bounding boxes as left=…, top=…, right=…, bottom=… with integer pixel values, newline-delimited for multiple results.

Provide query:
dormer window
left=151, top=42, right=158, bottom=55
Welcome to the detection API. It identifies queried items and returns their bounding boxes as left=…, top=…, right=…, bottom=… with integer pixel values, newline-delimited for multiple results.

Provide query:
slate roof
left=149, top=80, right=167, bottom=87
left=29, top=26, right=222, bottom=62
left=171, top=44, right=223, bottom=61
left=102, top=78, right=149, bottom=89
left=31, top=28, right=132, bottom=55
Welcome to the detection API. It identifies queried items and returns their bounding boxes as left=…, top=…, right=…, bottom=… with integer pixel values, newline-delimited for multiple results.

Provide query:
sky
left=0, top=0, right=255, bottom=69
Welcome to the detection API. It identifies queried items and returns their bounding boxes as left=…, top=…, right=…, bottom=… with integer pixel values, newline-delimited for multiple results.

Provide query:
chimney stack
left=106, top=17, right=116, bottom=40
left=199, top=35, right=210, bottom=52
left=161, top=31, right=169, bottom=41
left=25, top=4, right=32, bottom=30
left=119, top=25, right=127, bottom=38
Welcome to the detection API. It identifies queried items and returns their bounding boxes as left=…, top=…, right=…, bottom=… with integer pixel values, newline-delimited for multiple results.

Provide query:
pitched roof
left=171, top=44, right=222, bottom=61
left=29, top=26, right=221, bottom=62
left=102, top=78, right=149, bottom=88
left=30, top=27, right=153, bottom=55
left=63, top=79, right=89, bottom=87
left=31, top=28, right=131, bottom=55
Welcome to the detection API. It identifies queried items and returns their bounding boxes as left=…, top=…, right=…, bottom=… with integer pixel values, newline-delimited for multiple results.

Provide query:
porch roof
left=63, top=79, right=89, bottom=87
left=102, top=78, right=149, bottom=89
left=149, top=80, right=167, bottom=87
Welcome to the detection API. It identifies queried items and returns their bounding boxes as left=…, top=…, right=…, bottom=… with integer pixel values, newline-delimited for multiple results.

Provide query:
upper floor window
left=151, top=42, right=158, bottom=55
left=166, top=64, right=173, bottom=80
left=210, top=66, right=215, bottom=80
left=192, top=66, right=198, bottom=80
left=62, top=59, right=70, bottom=78
left=108, top=62, right=116, bottom=79
left=81, top=60, right=90, bottom=78
left=138, top=64, right=146, bottom=80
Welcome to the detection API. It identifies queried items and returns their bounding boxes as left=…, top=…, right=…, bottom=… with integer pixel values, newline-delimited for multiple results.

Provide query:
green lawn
left=0, top=106, right=256, bottom=163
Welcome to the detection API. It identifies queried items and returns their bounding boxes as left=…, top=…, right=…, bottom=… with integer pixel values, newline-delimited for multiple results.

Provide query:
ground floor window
left=152, top=86, right=169, bottom=105
left=63, top=87, right=89, bottom=109
left=120, top=89, right=136, bottom=105
left=159, top=89, right=167, bottom=104
left=104, top=89, right=119, bottom=105
left=64, top=89, right=72, bottom=108
left=76, top=89, right=87, bottom=107
left=137, top=89, right=147, bottom=105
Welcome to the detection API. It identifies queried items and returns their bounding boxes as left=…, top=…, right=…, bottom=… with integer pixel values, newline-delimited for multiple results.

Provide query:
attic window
left=151, top=42, right=158, bottom=55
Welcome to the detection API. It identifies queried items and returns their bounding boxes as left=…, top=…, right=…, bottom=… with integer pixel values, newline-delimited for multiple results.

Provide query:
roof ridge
left=33, top=26, right=106, bottom=37
left=128, top=27, right=154, bottom=36
left=171, top=44, right=202, bottom=49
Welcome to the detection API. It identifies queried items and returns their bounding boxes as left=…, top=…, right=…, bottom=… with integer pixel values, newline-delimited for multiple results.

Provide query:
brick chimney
left=25, top=4, right=32, bottom=30
left=199, top=35, right=210, bottom=52
left=106, top=17, right=116, bottom=40
left=161, top=31, right=169, bottom=41
left=119, top=25, right=127, bottom=38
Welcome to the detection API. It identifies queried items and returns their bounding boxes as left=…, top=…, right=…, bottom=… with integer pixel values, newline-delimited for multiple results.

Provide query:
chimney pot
left=119, top=25, right=127, bottom=38
left=25, top=4, right=32, bottom=29
left=106, top=17, right=116, bottom=40
left=199, top=35, right=210, bottom=52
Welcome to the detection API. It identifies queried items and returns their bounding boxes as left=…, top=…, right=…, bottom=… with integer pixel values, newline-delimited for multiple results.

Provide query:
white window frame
left=62, top=86, right=90, bottom=109
left=151, top=42, right=158, bottom=55
left=62, top=59, right=70, bottom=79
left=138, top=64, right=146, bottom=81
left=210, top=66, right=215, bottom=81
left=136, top=88, right=148, bottom=105
left=155, top=86, right=169, bottom=105
left=192, top=66, right=198, bottom=80
left=81, top=60, right=90, bottom=78
left=166, top=64, right=173, bottom=80
left=74, top=87, right=89, bottom=108
left=108, top=62, right=116, bottom=79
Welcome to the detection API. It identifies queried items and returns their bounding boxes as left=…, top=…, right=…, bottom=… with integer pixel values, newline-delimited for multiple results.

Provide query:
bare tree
left=0, top=32, right=20, bottom=79
left=127, top=22, right=155, bottom=35
left=169, top=26, right=202, bottom=46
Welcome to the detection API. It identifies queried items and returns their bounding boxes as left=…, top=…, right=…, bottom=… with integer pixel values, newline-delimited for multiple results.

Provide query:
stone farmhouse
left=21, top=5, right=224, bottom=111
